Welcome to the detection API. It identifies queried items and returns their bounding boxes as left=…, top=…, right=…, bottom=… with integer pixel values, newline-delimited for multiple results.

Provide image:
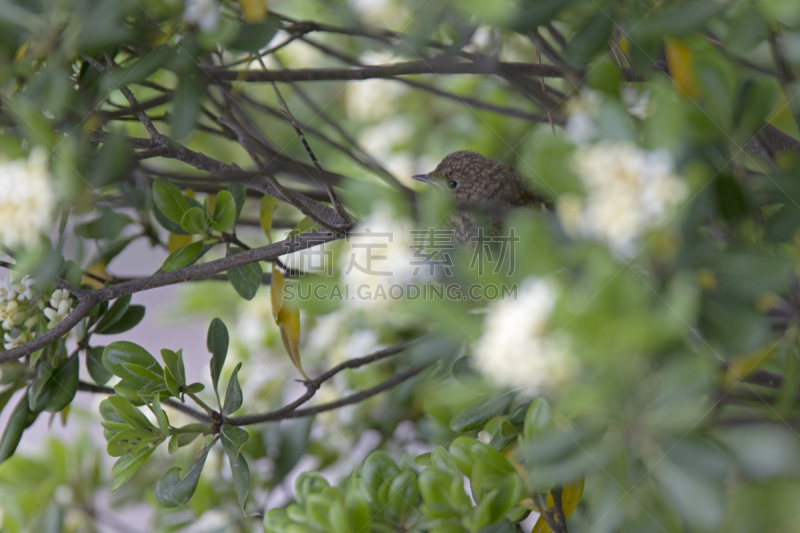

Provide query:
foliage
left=1, top=0, right=800, bottom=531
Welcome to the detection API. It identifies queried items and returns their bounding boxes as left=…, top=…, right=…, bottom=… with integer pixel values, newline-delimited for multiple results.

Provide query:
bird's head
left=412, top=150, right=541, bottom=208
left=412, top=150, right=495, bottom=204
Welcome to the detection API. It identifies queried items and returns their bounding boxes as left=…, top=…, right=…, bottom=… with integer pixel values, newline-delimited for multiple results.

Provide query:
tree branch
left=77, top=381, right=210, bottom=422
left=0, top=231, right=340, bottom=363
left=227, top=339, right=423, bottom=425
left=203, top=58, right=643, bottom=84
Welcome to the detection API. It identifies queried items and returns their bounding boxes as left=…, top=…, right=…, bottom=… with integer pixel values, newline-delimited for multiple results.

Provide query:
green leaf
left=0, top=394, right=36, bottom=463
left=230, top=20, right=280, bottom=52
left=181, top=206, right=207, bottom=234
left=94, top=295, right=131, bottom=334
left=155, top=444, right=210, bottom=507
left=630, top=0, right=722, bottom=41
left=96, top=305, right=145, bottom=335
left=185, top=382, right=205, bottom=393
left=45, top=353, right=79, bottom=413
left=103, top=342, right=164, bottom=387
left=90, top=133, right=131, bottom=187
left=362, top=451, right=400, bottom=503
left=87, top=346, right=113, bottom=386
left=228, top=261, right=262, bottom=300
left=107, top=395, right=155, bottom=430
left=523, top=398, right=553, bottom=442
left=221, top=424, right=251, bottom=511
left=170, top=70, right=202, bottom=142
left=28, top=355, right=55, bottom=412
left=449, top=393, right=513, bottom=432
left=168, top=430, right=203, bottom=454
left=153, top=179, right=190, bottom=224
left=161, top=349, right=187, bottom=391
left=565, top=8, right=614, bottom=67
left=75, top=209, right=131, bottom=240
left=151, top=393, right=170, bottom=435
left=388, top=470, right=419, bottom=520
left=210, top=190, right=236, bottom=231
left=272, top=417, right=313, bottom=485
left=161, top=241, right=203, bottom=272
left=207, top=317, right=229, bottom=402
left=106, top=428, right=161, bottom=457
left=103, top=45, right=174, bottom=89
left=230, top=182, right=246, bottom=220
left=222, top=363, right=243, bottom=416
left=111, top=446, right=155, bottom=492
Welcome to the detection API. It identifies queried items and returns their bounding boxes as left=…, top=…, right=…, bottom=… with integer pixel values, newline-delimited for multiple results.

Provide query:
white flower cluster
left=558, top=142, right=688, bottom=256
left=183, top=0, right=219, bottom=33
left=0, top=147, right=56, bottom=249
left=564, top=89, right=652, bottom=146
left=474, top=278, right=576, bottom=396
left=339, top=205, right=419, bottom=309
left=0, top=276, right=74, bottom=350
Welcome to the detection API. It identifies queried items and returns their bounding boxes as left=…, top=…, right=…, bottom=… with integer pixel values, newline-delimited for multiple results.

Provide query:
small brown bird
left=413, top=150, right=549, bottom=243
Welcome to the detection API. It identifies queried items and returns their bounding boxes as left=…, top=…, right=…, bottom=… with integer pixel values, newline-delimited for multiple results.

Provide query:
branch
left=300, top=37, right=558, bottom=125
left=203, top=58, right=644, bottom=84
left=227, top=339, right=423, bottom=425
left=0, top=231, right=340, bottom=363
left=77, top=381, right=210, bottom=422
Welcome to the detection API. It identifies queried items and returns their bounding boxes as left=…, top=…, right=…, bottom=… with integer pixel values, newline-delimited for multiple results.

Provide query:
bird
left=412, top=150, right=550, bottom=244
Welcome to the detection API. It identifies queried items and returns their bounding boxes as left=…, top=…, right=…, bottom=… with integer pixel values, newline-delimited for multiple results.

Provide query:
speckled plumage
left=415, top=151, right=549, bottom=243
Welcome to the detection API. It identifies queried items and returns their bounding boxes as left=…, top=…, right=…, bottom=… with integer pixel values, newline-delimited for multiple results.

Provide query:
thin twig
left=227, top=339, right=423, bottom=425
left=254, top=53, right=348, bottom=220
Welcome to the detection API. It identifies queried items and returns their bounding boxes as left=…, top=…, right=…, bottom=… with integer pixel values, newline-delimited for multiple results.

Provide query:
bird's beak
left=412, top=173, right=432, bottom=184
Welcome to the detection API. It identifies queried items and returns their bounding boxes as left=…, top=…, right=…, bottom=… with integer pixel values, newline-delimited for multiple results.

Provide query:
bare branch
left=227, top=339, right=424, bottom=425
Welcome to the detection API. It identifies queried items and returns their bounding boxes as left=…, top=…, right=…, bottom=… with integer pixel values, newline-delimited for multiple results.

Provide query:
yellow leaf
left=167, top=233, right=194, bottom=253
left=271, top=265, right=284, bottom=322
left=242, top=0, right=267, bottom=23
left=260, top=194, right=278, bottom=242
left=207, top=192, right=216, bottom=214
left=277, top=304, right=307, bottom=379
left=14, top=41, right=29, bottom=62
left=82, top=264, right=110, bottom=289
left=665, top=39, right=699, bottom=99
left=618, top=37, right=629, bottom=56
left=724, top=345, right=779, bottom=388
left=531, top=478, right=585, bottom=533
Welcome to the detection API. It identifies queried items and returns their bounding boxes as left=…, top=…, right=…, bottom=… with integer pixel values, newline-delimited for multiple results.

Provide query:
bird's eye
left=447, top=180, right=458, bottom=190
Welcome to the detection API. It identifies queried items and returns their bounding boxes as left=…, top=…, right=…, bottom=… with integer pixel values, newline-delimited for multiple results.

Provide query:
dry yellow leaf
left=724, top=345, right=779, bottom=388
left=531, top=478, right=585, bottom=533
left=665, top=39, right=700, bottom=99
left=278, top=304, right=307, bottom=379
left=81, top=263, right=110, bottom=289
left=271, top=265, right=284, bottom=322
left=167, top=233, right=195, bottom=253
left=242, top=0, right=267, bottom=23
left=260, top=194, right=278, bottom=242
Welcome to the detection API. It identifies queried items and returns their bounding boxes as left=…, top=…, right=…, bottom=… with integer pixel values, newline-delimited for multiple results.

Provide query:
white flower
left=183, top=0, right=219, bottom=32
left=8, top=275, right=35, bottom=301
left=49, top=289, right=70, bottom=310
left=0, top=278, right=10, bottom=304
left=0, top=300, right=19, bottom=330
left=340, top=205, right=419, bottom=308
left=346, top=57, right=408, bottom=122
left=44, top=292, right=71, bottom=329
left=565, top=112, right=597, bottom=146
left=3, top=331, right=29, bottom=350
left=558, top=142, right=688, bottom=256
left=0, top=147, right=56, bottom=249
left=623, top=87, right=652, bottom=119
left=474, top=278, right=576, bottom=396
